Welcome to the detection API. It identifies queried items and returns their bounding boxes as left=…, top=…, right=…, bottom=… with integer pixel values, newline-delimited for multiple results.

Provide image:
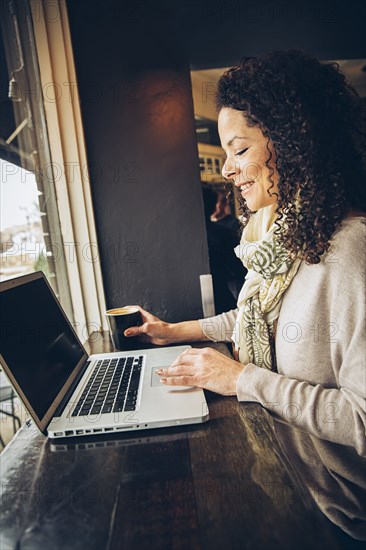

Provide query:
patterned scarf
left=232, top=205, right=302, bottom=369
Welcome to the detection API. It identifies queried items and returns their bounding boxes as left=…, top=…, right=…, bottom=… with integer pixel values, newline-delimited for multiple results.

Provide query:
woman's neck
left=345, top=208, right=366, bottom=219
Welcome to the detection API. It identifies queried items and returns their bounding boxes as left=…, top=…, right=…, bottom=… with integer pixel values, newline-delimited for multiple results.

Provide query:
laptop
left=0, top=272, right=209, bottom=438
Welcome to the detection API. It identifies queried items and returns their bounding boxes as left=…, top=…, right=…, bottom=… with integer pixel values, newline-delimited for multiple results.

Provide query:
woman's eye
left=235, top=148, right=248, bottom=157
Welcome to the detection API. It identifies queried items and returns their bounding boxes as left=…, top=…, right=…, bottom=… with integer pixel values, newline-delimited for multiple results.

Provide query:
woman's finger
left=157, top=365, right=196, bottom=377
left=170, top=347, right=207, bottom=367
left=170, top=354, right=196, bottom=368
left=124, top=323, right=148, bottom=337
left=160, top=375, right=197, bottom=387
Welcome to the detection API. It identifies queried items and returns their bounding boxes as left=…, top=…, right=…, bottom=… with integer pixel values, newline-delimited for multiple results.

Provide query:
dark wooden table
left=1, top=333, right=364, bottom=549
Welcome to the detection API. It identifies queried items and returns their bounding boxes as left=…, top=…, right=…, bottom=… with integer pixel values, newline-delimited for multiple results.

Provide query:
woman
left=125, top=51, right=366, bottom=455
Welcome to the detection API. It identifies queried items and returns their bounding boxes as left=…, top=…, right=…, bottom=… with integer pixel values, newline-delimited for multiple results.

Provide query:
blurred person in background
left=212, top=189, right=243, bottom=245
left=201, top=185, right=247, bottom=314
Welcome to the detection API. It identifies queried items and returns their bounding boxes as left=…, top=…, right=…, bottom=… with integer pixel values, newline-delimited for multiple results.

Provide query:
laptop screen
left=0, top=275, right=85, bottom=421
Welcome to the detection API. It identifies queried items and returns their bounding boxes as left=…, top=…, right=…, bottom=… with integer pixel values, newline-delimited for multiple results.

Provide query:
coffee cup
left=105, top=306, right=142, bottom=350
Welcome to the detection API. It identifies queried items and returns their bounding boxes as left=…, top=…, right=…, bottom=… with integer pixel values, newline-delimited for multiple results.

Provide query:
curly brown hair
left=216, top=50, right=366, bottom=264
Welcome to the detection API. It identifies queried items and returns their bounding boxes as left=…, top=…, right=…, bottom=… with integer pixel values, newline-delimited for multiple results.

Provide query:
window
left=0, top=0, right=73, bottom=320
left=1, top=0, right=107, bottom=339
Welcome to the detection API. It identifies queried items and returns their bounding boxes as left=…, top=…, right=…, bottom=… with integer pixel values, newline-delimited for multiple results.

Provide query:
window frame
left=29, top=0, right=108, bottom=338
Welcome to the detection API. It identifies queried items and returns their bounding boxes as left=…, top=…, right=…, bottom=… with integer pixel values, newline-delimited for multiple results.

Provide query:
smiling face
left=218, top=107, right=279, bottom=212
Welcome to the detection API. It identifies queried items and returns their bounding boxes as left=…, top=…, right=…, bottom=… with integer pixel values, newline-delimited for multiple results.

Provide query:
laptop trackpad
left=151, top=367, right=165, bottom=387
left=150, top=367, right=197, bottom=392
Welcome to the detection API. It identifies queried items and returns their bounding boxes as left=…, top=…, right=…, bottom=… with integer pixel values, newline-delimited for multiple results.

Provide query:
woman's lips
left=238, top=181, right=255, bottom=197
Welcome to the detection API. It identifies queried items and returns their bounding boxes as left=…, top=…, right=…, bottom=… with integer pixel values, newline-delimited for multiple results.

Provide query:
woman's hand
left=123, top=306, right=172, bottom=345
left=123, top=308, right=210, bottom=345
left=157, top=347, right=246, bottom=396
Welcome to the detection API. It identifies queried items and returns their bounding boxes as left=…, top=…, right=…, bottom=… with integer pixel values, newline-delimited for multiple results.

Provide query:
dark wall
left=176, top=0, right=366, bottom=68
left=67, top=1, right=210, bottom=322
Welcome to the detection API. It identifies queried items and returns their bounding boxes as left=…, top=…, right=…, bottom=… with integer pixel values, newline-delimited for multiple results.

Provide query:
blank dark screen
left=0, top=277, right=85, bottom=420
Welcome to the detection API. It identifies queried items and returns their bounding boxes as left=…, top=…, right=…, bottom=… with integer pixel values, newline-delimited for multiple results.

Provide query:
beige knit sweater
left=199, top=218, right=366, bottom=456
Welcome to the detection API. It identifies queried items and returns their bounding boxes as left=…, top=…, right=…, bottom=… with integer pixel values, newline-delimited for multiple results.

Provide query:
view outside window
left=0, top=1, right=73, bottom=321
left=0, top=159, right=49, bottom=282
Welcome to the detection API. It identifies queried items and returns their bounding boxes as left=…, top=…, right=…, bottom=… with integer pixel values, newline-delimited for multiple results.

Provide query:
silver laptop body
left=0, top=272, right=209, bottom=439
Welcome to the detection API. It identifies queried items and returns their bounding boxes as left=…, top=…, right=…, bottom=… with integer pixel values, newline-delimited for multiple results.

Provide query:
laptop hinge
left=53, top=359, right=91, bottom=418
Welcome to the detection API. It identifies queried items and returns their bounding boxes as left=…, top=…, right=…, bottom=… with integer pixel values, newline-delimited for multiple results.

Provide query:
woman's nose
left=222, top=161, right=239, bottom=181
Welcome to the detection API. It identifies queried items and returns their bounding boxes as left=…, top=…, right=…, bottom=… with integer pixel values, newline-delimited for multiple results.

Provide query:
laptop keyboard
left=72, top=355, right=144, bottom=417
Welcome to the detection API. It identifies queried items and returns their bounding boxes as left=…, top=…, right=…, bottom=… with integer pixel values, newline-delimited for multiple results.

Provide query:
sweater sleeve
left=198, top=308, right=238, bottom=342
left=236, top=364, right=366, bottom=456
